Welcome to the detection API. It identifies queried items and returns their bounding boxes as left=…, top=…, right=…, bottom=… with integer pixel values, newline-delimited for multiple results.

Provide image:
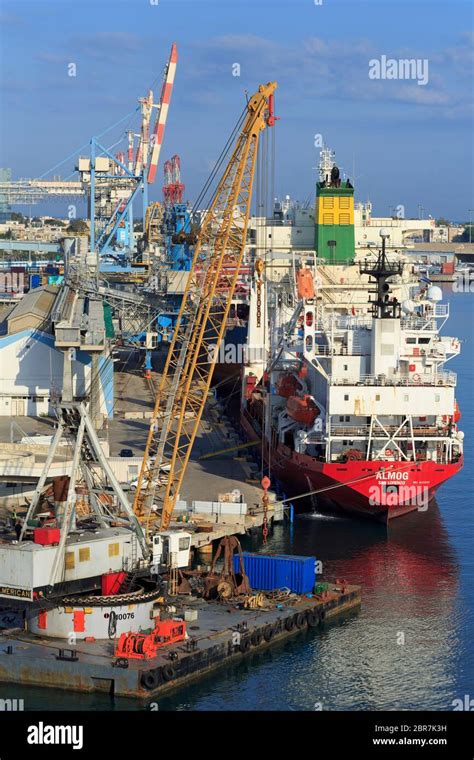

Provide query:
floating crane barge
left=0, top=581, right=360, bottom=699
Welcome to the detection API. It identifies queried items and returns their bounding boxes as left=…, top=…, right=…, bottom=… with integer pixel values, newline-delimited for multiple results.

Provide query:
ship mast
left=359, top=228, right=403, bottom=319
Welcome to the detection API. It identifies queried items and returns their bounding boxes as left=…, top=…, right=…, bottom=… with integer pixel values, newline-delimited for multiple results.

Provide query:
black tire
left=251, top=630, right=262, bottom=647
left=161, top=665, right=176, bottom=682
left=306, top=611, right=320, bottom=628
left=140, top=670, right=159, bottom=691
left=294, top=612, right=306, bottom=629
left=263, top=625, right=275, bottom=642
left=239, top=636, right=251, bottom=653
left=284, top=616, right=295, bottom=632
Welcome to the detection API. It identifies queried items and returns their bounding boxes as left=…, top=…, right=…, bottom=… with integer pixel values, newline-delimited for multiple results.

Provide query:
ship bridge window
left=418, top=337, right=430, bottom=344
left=406, top=337, right=416, bottom=344
left=344, top=394, right=349, bottom=401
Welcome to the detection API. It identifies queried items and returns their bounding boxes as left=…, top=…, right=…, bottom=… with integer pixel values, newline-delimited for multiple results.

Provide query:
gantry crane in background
left=132, top=81, right=278, bottom=532
left=163, top=155, right=185, bottom=206
left=145, top=154, right=185, bottom=243
left=83, top=42, right=178, bottom=259
left=0, top=44, right=178, bottom=259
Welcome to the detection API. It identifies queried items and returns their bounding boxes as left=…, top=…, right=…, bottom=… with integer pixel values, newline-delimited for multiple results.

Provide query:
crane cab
left=151, top=531, right=191, bottom=570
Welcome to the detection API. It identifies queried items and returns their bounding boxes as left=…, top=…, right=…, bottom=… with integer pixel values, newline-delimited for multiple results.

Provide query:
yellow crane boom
left=132, top=81, right=277, bottom=533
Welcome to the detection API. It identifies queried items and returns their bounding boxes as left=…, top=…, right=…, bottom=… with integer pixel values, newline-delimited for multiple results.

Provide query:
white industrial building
left=247, top=196, right=456, bottom=254
left=0, top=285, right=112, bottom=417
left=353, top=202, right=459, bottom=248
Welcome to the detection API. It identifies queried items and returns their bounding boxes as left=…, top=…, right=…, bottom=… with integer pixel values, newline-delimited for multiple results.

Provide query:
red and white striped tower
left=147, top=42, right=178, bottom=184
left=134, top=89, right=153, bottom=175
left=115, top=151, right=126, bottom=175
left=127, top=131, right=135, bottom=173
left=170, top=154, right=184, bottom=203
left=162, top=159, right=173, bottom=205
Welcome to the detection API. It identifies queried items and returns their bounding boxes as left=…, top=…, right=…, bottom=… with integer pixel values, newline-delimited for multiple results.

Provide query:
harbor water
left=3, top=289, right=472, bottom=711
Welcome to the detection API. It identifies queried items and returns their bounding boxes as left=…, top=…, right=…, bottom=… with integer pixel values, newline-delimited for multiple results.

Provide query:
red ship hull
left=241, top=411, right=463, bottom=523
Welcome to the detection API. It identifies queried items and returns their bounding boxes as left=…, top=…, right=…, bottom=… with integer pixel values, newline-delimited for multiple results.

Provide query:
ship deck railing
left=314, top=305, right=448, bottom=334
left=329, top=371, right=456, bottom=387
left=326, top=424, right=453, bottom=438
left=401, top=317, right=437, bottom=331
left=313, top=344, right=366, bottom=356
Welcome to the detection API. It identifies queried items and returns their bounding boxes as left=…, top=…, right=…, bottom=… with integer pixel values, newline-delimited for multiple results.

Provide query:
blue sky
left=0, top=0, right=472, bottom=220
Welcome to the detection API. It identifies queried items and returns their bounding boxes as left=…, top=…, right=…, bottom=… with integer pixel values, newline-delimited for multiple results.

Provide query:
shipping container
left=442, top=261, right=455, bottom=275
left=234, top=552, right=317, bottom=594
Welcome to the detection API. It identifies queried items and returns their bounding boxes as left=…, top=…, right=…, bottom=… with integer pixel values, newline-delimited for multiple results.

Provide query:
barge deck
left=0, top=583, right=360, bottom=700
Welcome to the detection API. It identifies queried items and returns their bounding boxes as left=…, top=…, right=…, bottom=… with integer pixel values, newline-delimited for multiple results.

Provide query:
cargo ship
left=239, top=152, right=464, bottom=522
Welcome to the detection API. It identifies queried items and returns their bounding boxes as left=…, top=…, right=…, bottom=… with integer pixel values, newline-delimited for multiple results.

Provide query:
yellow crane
left=132, top=81, right=277, bottom=533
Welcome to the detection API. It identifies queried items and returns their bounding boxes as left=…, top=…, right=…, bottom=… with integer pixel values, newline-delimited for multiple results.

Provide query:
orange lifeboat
left=443, top=401, right=462, bottom=426
left=276, top=373, right=302, bottom=398
left=454, top=400, right=461, bottom=424
left=286, top=395, right=320, bottom=425
left=296, top=269, right=315, bottom=300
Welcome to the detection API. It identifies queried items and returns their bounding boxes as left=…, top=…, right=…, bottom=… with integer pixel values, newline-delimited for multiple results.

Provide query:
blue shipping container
left=234, top=552, right=317, bottom=594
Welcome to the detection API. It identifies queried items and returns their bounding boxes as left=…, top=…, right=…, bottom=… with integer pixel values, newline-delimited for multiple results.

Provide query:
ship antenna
left=359, top=228, right=403, bottom=319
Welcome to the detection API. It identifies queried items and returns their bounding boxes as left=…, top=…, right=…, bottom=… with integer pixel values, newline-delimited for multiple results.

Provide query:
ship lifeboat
left=454, top=400, right=461, bottom=423
left=442, top=401, right=461, bottom=426
left=286, top=395, right=320, bottom=425
left=296, top=269, right=315, bottom=300
left=276, top=373, right=302, bottom=398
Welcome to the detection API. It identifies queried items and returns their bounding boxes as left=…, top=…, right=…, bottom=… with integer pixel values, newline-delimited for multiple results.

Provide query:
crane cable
left=191, top=105, right=247, bottom=215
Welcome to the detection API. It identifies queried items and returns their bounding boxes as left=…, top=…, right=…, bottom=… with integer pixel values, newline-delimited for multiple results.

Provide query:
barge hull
left=0, top=585, right=360, bottom=699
